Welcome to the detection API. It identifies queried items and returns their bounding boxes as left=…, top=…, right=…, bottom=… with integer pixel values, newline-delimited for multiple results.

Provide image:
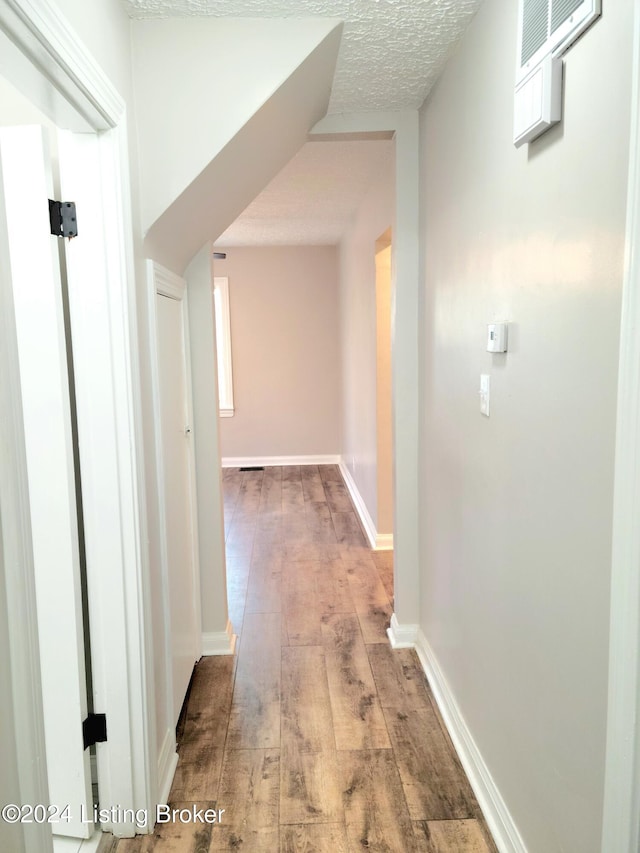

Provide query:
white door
left=0, top=126, right=94, bottom=838
left=152, top=265, right=201, bottom=725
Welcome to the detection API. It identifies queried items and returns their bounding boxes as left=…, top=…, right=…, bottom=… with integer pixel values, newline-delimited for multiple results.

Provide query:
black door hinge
left=49, top=199, right=78, bottom=238
left=82, top=713, right=107, bottom=750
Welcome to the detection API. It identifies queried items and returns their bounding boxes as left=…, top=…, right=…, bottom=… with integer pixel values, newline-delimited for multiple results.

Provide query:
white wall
left=0, top=76, right=58, bottom=129
left=216, top=246, right=341, bottom=460
left=339, top=148, right=394, bottom=531
left=418, top=1, right=633, bottom=850
left=52, top=0, right=135, bottom=102
left=132, top=17, right=340, bottom=234
left=132, top=18, right=342, bottom=272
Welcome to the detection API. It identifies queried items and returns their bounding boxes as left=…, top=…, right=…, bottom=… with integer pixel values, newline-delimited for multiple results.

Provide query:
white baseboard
left=221, top=454, right=340, bottom=468
left=157, top=726, right=178, bottom=808
left=202, top=620, right=237, bottom=656
left=375, top=532, right=394, bottom=551
left=339, top=460, right=393, bottom=551
left=387, top=612, right=419, bottom=648
left=53, top=832, right=103, bottom=853
left=415, top=629, right=527, bottom=853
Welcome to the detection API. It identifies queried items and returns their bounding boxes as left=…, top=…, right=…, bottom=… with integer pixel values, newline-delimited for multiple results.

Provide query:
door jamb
left=0, top=136, right=52, bottom=853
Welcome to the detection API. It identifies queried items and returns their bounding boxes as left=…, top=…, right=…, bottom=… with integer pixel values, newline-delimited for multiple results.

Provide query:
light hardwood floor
left=116, top=464, right=497, bottom=853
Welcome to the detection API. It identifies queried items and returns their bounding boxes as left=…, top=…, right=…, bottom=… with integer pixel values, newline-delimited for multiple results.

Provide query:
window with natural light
left=213, top=276, right=234, bottom=417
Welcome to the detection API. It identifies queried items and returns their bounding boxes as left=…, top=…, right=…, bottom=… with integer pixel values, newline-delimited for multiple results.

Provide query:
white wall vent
left=514, top=0, right=601, bottom=146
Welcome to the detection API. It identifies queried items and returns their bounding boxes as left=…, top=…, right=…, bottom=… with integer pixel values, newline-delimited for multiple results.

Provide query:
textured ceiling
left=121, top=0, right=483, bottom=114
left=215, top=139, right=393, bottom=246
left=123, top=0, right=482, bottom=245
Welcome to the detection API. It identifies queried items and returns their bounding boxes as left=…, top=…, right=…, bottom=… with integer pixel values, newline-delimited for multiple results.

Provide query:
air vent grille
left=515, top=0, right=600, bottom=146
left=521, top=0, right=550, bottom=65
left=551, top=0, right=583, bottom=32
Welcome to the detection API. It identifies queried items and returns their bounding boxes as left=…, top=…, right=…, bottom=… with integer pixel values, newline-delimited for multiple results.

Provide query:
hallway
left=116, top=465, right=496, bottom=852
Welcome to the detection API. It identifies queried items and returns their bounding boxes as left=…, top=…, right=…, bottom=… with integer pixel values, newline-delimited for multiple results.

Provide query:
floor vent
left=240, top=466, right=265, bottom=472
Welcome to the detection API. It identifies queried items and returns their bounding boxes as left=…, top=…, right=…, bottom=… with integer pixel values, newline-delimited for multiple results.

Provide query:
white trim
left=220, top=408, right=234, bottom=418
left=386, top=613, right=418, bottom=648
left=0, top=132, right=52, bottom=853
left=339, top=461, right=377, bottom=548
left=58, top=128, right=156, bottom=837
left=145, top=260, right=177, bottom=802
left=221, top=454, right=341, bottom=468
left=375, top=533, right=394, bottom=550
left=148, top=261, right=203, bottom=728
left=202, top=621, right=237, bottom=656
left=53, top=831, right=103, bottom=853
left=98, top=120, right=157, bottom=833
left=602, top=0, right=640, bottom=848
left=415, top=629, right=526, bottom=853
left=165, top=266, right=203, bottom=666
left=339, top=460, right=394, bottom=551
left=4, top=125, right=93, bottom=840
left=156, top=727, right=178, bottom=807
left=0, top=0, right=123, bottom=129
left=154, top=265, right=185, bottom=301
left=80, top=834, right=102, bottom=853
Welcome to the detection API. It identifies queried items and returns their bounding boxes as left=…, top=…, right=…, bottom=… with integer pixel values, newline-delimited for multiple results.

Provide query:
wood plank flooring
left=116, top=465, right=497, bottom=853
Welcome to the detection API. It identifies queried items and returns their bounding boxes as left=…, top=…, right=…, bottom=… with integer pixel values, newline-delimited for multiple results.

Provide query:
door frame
left=601, top=0, right=640, bottom=848
left=147, top=260, right=202, bottom=796
left=0, top=133, right=52, bottom=853
left=0, top=0, right=155, bottom=840
left=0, top=123, right=96, bottom=840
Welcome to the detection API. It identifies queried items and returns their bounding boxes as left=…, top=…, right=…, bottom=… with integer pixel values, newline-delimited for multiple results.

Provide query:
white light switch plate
left=480, top=374, right=490, bottom=417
